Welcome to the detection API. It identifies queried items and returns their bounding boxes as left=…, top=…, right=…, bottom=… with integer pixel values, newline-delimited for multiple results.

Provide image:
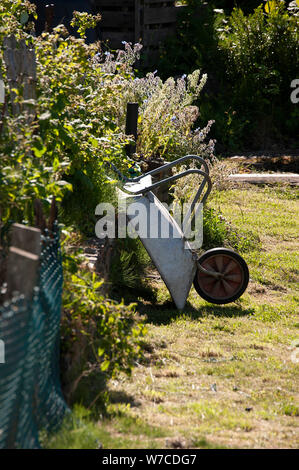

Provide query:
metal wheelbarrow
left=109, top=155, right=249, bottom=310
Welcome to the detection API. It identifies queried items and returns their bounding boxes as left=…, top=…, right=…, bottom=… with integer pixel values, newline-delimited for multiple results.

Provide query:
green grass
left=41, top=404, right=167, bottom=449
left=43, top=185, right=299, bottom=449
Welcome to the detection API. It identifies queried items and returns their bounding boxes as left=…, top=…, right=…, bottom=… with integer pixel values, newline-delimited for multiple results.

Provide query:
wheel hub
left=197, top=254, right=244, bottom=300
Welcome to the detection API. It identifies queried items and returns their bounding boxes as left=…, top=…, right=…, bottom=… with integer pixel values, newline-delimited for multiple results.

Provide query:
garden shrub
left=217, top=1, right=299, bottom=149
left=127, top=69, right=215, bottom=161
left=109, top=237, right=156, bottom=303
left=159, top=0, right=299, bottom=151
left=61, top=265, right=147, bottom=404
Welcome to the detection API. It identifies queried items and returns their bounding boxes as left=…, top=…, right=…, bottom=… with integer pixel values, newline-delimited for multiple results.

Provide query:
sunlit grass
left=43, top=185, right=299, bottom=449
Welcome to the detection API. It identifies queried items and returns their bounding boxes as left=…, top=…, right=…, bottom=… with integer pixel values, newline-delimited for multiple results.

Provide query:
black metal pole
left=125, top=102, right=138, bottom=157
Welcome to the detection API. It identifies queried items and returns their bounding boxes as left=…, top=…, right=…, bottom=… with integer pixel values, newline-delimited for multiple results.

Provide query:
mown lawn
left=43, top=185, right=299, bottom=449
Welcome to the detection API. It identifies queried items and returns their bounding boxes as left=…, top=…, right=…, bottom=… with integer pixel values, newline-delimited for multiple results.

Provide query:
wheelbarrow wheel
left=193, top=248, right=249, bottom=304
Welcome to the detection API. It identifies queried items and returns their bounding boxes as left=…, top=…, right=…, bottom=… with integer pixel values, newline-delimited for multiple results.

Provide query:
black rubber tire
left=193, top=247, right=249, bottom=304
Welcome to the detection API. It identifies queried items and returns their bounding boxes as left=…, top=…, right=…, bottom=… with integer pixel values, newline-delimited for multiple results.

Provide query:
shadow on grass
left=137, top=299, right=254, bottom=325
left=108, top=390, right=141, bottom=409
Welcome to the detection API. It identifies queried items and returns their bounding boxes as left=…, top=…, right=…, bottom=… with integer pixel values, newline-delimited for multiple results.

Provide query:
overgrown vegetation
left=159, top=0, right=299, bottom=151
left=61, top=266, right=147, bottom=404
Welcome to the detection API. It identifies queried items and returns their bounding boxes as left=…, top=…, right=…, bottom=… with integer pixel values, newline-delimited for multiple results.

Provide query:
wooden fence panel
left=144, top=0, right=175, bottom=5
left=143, top=27, right=176, bottom=47
left=94, top=0, right=134, bottom=7
left=143, top=7, right=177, bottom=25
left=98, top=12, right=134, bottom=29
left=101, top=31, right=135, bottom=48
left=94, top=0, right=182, bottom=61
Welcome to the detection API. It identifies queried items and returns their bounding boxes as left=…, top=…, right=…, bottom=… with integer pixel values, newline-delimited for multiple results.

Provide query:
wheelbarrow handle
left=105, top=161, right=130, bottom=182
left=106, top=155, right=209, bottom=184
left=131, top=168, right=212, bottom=204
left=130, top=154, right=210, bottom=182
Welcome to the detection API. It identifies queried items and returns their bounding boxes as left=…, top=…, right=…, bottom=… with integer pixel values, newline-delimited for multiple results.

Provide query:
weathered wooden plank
left=0, top=69, right=4, bottom=104
left=143, top=26, right=176, bottom=46
left=3, top=36, right=36, bottom=120
left=95, top=1, right=180, bottom=59
left=135, top=0, right=141, bottom=43
left=10, top=224, right=41, bottom=257
left=100, top=11, right=134, bottom=29
left=6, top=247, right=39, bottom=299
left=144, top=0, right=175, bottom=5
left=94, top=0, right=174, bottom=7
left=101, top=31, right=135, bottom=47
left=144, top=6, right=177, bottom=25
left=94, top=0, right=134, bottom=8
left=228, top=173, right=299, bottom=185
left=5, top=223, right=41, bottom=299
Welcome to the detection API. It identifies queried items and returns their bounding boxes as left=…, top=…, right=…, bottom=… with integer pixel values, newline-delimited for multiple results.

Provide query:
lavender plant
left=94, top=42, right=215, bottom=162
left=123, top=64, right=215, bottom=161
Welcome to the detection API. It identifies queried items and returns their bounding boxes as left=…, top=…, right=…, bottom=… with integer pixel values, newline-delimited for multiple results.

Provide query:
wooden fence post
left=125, top=102, right=139, bottom=157
left=3, top=35, right=37, bottom=121
left=135, top=0, right=141, bottom=44
left=5, top=224, right=41, bottom=300
left=45, top=4, right=55, bottom=32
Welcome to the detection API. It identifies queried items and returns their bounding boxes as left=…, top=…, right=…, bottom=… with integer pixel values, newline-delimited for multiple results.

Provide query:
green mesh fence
left=0, top=224, right=68, bottom=449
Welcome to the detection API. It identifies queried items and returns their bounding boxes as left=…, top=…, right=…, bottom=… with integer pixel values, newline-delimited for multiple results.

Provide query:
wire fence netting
left=0, top=225, right=68, bottom=448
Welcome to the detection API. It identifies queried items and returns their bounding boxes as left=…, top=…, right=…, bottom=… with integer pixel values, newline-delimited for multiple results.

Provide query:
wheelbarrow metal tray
left=118, top=182, right=197, bottom=310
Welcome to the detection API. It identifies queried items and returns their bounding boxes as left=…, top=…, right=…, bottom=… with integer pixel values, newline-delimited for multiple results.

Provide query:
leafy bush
left=0, top=24, right=136, bottom=233
left=109, top=237, right=156, bottom=303
left=123, top=69, right=215, bottom=161
left=61, top=265, right=147, bottom=404
left=159, top=0, right=299, bottom=151
left=217, top=1, right=299, bottom=148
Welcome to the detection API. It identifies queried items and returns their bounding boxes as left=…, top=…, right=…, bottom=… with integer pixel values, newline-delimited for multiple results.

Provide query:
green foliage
left=202, top=206, right=259, bottom=252
left=0, top=10, right=140, bottom=232
left=159, top=0, right=299, bottom=151
left=0, top=0, right=36, bottom=42
left=131, top=70, right=214, bottom=161
left=61, top=265, right=147, bottom=402
left=109, top=237, right=156, bottom=303
left=202, top=207, right=228, bottom=249
left=217, top=1, right=299, bottom=147
left=70, top=11, right=101, bottom=39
